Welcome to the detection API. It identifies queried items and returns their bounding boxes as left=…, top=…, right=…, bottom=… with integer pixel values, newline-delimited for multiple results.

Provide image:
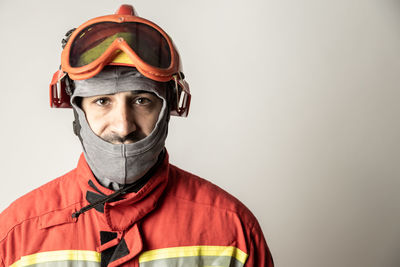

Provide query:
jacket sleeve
left=244, top=220, right=274, bottom=267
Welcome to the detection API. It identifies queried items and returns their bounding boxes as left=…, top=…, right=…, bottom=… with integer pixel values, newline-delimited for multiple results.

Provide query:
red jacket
left=0, top=153, right=273, bottom=267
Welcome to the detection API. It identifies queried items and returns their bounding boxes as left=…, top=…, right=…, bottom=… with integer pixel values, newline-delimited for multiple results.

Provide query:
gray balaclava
left=71, top=66, right=169, bottom=190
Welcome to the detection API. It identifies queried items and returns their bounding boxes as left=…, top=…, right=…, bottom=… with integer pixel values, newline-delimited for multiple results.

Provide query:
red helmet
left=49, top=4, right=190, bottom=117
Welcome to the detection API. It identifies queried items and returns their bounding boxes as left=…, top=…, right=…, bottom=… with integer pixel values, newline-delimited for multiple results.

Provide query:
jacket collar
left=75, top=151, right=170, bottom=231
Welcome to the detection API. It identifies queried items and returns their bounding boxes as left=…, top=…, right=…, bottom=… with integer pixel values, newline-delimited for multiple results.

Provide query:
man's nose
left=109, top=102, right=136, bottom=137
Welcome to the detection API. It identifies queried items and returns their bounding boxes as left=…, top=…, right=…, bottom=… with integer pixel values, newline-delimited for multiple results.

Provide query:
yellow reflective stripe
left=139, top=246, right=248, bottom=264
left=10, top=250, right=100, bottom=267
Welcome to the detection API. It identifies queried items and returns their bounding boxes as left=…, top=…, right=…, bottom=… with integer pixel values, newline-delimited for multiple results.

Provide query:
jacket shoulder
left=168, top=164, right=258, bottom=225
left=0, top=168, right=80, bottom=241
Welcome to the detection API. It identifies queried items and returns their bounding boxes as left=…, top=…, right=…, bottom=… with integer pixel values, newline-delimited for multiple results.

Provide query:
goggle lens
left=69, top=22, right=171, bottom=69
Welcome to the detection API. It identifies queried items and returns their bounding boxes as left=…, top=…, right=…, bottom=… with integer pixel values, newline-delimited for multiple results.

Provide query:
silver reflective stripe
left=140, top=255, right=244, bottom=267
left=10, top=251, right=100, bottom=267
left=138, top=246, right=248, bottom=267
left=13, top=261, right=100, bottom=267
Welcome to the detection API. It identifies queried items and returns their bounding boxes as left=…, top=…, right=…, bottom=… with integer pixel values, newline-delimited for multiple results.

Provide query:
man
left=0, top=5, right=273, bottom=267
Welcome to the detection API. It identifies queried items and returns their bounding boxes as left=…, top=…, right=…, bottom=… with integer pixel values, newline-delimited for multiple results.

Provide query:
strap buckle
left=172, top=73, right=191, bottom=117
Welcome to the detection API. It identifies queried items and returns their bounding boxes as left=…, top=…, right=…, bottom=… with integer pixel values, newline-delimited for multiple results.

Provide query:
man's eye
left=134, top=97, right=151, bottom=105
left=94, top=98, right=110, bottom=106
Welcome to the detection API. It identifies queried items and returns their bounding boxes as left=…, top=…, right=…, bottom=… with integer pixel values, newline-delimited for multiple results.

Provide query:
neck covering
left=71, top=66, right=169, bottom=190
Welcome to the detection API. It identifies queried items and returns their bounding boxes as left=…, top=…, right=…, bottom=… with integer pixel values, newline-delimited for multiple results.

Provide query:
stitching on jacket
left=0, top=200, right=83, bottom=244
left=168, top=193, right=253, bottom=221
left=167, top=166, right=256, bottom=224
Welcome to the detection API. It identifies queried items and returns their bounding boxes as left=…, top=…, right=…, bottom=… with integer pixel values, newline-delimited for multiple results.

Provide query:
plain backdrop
left=0, top=1, right=400, bottom=266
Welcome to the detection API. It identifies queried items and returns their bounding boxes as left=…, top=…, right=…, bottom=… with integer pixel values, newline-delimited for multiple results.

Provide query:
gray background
left=0, top=0, right=399, bottom=266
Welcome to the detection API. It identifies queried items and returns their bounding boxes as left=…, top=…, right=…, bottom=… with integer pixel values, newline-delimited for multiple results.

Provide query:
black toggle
left=100, top=231, right=130, bottom=267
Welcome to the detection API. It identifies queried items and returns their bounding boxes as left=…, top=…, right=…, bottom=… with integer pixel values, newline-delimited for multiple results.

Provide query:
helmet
left=49, top=4, right=191, bottom=117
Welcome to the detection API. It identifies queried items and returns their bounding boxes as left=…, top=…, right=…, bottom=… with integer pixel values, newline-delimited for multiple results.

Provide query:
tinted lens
left=69, top=22, right=171, bottom=68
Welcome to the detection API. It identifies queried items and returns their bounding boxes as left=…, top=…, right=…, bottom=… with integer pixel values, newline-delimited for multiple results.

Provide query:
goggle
left=50, top=5, right=191, bottom=117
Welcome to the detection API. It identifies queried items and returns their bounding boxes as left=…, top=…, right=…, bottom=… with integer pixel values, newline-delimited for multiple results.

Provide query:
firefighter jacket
left=0, top=153, right=274, bottom=267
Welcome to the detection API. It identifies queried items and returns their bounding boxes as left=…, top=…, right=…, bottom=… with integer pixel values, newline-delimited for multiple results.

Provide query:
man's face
left=81, top=91, right=163, bottom=144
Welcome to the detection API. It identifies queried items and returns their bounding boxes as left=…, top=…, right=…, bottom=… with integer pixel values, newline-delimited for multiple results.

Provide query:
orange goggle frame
left=61, top=13, right=180, bottom=82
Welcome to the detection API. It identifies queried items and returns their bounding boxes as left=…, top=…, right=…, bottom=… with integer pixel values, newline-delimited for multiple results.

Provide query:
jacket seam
left=167, top=194, right=255, bottom=226
left=0, top=200, right=83, bottom=244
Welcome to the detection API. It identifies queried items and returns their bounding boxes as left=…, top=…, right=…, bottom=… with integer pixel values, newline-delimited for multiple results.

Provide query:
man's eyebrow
left=130, top=90, right=157, bottom=96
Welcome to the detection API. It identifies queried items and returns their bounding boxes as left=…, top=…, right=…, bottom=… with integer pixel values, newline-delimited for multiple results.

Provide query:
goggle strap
left=62, top=28, right=76, bottom=49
